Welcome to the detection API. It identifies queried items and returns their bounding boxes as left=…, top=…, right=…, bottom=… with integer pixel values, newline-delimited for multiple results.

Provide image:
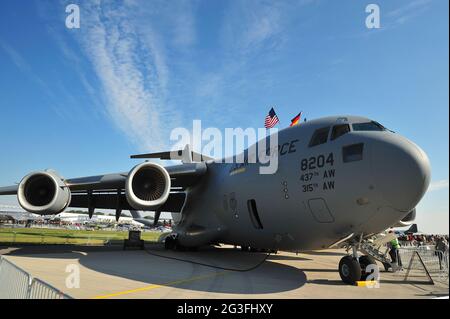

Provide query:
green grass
left=0, top=227, right=163, bottom=245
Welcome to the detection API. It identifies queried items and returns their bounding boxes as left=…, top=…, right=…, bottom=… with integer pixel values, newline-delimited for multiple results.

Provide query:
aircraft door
left=308, top=198, right=334, bottom=223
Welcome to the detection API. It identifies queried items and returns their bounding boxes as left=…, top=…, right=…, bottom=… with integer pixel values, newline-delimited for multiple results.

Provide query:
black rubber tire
left=241, top=246, right=249, bottom=252
left=359, top=255, right=377, bottom=280
left=339, top=255, right=362, bottom=285
left=164, top=236, right=175, bottom=250
left=174, top=241, right=186, bottom=251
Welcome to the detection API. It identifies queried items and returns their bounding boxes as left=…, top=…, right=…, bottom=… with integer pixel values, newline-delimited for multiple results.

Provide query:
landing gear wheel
left=339, top=255, right=362, bottom=285
left=241, top=246, right=249, bottom=252
left=175, top=244, right=186, bottom=251
left=164, top=236, right=175, bottom=250
left=383, top=262, right=392, bottom=272
left=359, top=255, right=377, bottom=280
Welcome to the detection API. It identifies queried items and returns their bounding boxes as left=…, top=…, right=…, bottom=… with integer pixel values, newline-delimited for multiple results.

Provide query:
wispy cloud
left=0, top=40, right=31, bottom=73
left=428, top=179, right=449, bottom=192
left=341, top=0, right=434, bottom=39
left=190, top=0, right=314, bottom=126
left=387, top=0, right=433, bottom=25
left=221, top=1, right=285, bottom=56
left=39, top=1, right=309, bottom=149
left=71, top=1, right=177, bottom=152
left=384, top=0, right=433, bottom=29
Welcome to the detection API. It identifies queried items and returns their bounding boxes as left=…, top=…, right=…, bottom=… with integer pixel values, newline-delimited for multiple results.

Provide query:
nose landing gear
left=338, top=245, right=379, bottom=285
left=338, top=254, right=378, bottom=285
left=338, top=256, right=362, bottom=284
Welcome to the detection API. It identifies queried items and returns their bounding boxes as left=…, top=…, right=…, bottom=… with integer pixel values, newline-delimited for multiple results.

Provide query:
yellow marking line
left=92, top=271, right=229, bottom=299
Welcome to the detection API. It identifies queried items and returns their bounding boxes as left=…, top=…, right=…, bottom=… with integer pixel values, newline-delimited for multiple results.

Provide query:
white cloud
left=0, top=40, right=31, bottom=73
left=72, top=1, right=175, bottom=152
left=221, top=1, right=284, bottom=55
left=428, top=179, right=449, bottom=192
left=387, top=0, right=432, bottom=18
left=386, top=0, right=433, bottom=26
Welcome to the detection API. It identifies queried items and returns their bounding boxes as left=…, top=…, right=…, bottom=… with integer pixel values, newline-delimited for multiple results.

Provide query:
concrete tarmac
left=1, top=244, right=448, bottom=299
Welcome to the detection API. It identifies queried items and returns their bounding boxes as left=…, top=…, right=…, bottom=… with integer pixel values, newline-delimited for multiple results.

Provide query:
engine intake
left=17, top=170, right=71, bottom=215
left=392, top=209, right=416, bottom=227
left=125, top=162, right=171, bottom=210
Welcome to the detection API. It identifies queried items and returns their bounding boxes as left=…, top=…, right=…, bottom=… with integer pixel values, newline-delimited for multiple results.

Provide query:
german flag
left=290, top=112, right=302, bottom=127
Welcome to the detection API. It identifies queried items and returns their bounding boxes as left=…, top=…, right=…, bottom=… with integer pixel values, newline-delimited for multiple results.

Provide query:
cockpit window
left=331, top=124, right=350, bottom=141
left=352, top=121, right=386, bottom=132
left=309, top=127, right=330, bottom=147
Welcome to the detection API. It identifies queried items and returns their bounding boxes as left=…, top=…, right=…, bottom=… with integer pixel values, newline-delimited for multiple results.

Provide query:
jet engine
left=125, top=162, right=171, bottom=210
left=392, top=209, right=416, bottom=227
left=17, top=170, right=71, bottom=215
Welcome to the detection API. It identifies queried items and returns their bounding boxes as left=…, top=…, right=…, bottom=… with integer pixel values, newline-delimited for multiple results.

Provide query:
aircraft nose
left=371, top=136, right=431, bottom=212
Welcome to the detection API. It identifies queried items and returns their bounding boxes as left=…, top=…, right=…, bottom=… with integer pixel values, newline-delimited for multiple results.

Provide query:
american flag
left=264, top=107, right=279, bottom=129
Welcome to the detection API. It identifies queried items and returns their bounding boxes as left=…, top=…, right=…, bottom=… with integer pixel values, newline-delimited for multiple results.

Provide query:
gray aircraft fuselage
left=174, top=116, right=431, bottom=251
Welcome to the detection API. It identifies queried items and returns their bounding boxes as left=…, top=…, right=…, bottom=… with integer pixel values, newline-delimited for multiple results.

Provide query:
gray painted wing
left=66, top=162, right=207, bottom=191
left=0, top=185, right=18, bottom=195
left=0, top=163, right=207, bottom=211
left=69, top=192, right=186, bottom=212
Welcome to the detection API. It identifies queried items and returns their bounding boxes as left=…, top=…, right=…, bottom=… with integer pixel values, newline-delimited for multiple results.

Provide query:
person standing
left=388, top=230, right=403, bottom=268
left=435, top=236, right=449, bottom=270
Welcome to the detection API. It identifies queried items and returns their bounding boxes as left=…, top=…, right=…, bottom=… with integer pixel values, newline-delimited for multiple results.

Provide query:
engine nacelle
left=17, top=170, right=71, bottom=215
left=392, top=209, right=416, bottom=227
left=125, top=162, right=171, bottom=210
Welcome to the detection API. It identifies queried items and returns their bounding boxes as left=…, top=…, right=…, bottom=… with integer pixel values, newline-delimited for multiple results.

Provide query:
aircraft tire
left=174, top=240, right=187, bottom=251
left=359, top=255, right=377, bottom=280
left=164, top=236, right=175, bottom=250
left=339, top=255, right=362, bottom=285
left=382, top=262, right=392, bottom=272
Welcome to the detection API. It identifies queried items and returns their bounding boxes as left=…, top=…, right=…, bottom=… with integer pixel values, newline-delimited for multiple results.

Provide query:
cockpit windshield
left=352, top=121, right=386, bottom=132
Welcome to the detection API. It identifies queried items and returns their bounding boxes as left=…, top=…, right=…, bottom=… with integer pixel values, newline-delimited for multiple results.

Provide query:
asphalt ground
left=1, top=244, right=448, bottom=299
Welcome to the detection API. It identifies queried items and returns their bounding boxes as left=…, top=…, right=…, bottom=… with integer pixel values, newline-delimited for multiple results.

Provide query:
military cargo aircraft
left=0, top=115, right=431, bottom=284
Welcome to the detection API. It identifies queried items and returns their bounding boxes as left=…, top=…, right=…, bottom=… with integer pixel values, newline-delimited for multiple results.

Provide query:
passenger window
left=352, top=121, right=386, bottom=131
left=343, top=143, right=364, bottom=163
left=309, top=127, right=330, bottom=147
left=331, top=124, right=350, bottom=141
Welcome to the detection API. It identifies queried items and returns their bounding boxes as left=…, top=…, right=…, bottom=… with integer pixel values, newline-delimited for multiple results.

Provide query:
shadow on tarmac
left=1, top=244, right=309, bottom=295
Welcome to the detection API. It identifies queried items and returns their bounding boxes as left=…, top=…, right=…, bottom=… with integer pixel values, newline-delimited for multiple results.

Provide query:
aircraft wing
left=0, top=162, right=207, bottom=214
left=65, top=162, right=206, bottom=191
left=0, top=185, right=18, bottom=195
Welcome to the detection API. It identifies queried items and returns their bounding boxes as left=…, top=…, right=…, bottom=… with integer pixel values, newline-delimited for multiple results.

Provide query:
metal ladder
left=359, top=240, right=400, bottom=271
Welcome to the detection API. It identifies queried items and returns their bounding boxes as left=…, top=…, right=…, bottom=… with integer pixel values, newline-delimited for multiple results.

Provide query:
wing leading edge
left=0, top=162, right=206, bottom=213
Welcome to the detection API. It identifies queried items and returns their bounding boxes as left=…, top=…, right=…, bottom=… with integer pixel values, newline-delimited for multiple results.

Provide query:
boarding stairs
left=359, top=241, right=400, bottom=271
left=358, top=233, right=401, bottom=272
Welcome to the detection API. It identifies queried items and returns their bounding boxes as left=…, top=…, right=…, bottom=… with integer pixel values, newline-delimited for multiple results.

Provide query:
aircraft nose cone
left=372, top=137, right=431, bottom=212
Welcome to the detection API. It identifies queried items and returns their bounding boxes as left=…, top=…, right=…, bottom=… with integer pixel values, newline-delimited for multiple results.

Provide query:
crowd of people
left=397, top=233, right=449, bottom=250
left=387, top=231, right=449, bottom=270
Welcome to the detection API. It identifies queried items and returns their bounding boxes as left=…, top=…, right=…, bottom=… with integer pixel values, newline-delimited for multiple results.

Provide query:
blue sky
left=0, top=0, right=448, bottom=232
